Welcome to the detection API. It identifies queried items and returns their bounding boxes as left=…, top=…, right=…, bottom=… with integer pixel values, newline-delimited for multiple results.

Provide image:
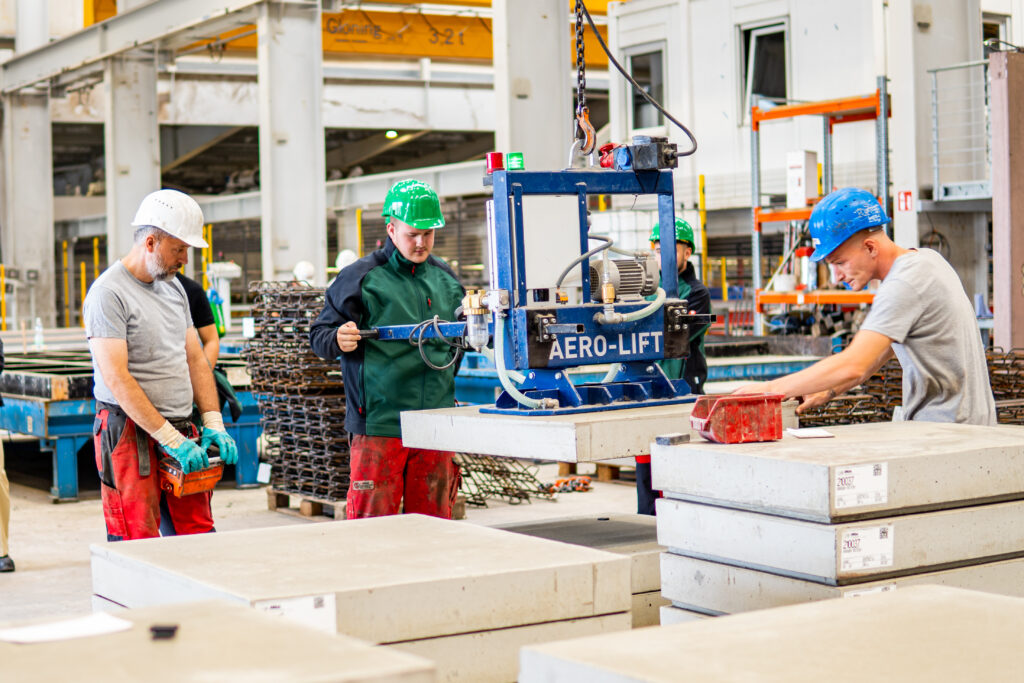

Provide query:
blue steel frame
left=369, top=168, right=700, bottom=415
left=0, top=392, right=263, bottom=502
left=480, top=169, right=692, bottom=414
left=489, top=169, right=679, bottom=314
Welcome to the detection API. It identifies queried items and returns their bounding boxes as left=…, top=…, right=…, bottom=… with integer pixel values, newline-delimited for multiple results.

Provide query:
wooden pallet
left=267, top=488, right=345, bottom=519
left=557, top=462, right=636, bottom=484
left=266, top=488, right=467, bottom=520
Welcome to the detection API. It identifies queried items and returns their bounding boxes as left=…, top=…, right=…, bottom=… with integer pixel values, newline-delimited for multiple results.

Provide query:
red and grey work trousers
left=346, top=435, right=460, bottom=520
left=93, top=402, right=214, bottom=541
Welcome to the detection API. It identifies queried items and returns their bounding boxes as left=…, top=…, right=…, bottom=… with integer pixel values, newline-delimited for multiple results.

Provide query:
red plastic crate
left=689, top=394, right=784, bottom=444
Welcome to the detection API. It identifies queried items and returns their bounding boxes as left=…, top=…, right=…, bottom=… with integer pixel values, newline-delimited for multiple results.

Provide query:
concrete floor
left=0, top=456, right=636, bottom=626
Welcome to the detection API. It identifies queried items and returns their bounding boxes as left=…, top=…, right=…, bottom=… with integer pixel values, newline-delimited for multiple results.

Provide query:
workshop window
left=627, top=46, right=666, bottom=130
left=740, top=21, right=788, bottom=123
left=983, top=13, right=1010, bottom=56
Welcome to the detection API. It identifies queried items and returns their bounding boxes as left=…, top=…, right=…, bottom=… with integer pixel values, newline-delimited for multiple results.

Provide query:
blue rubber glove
left=202, top=428, right=238, bottom=466
left=161, top=439, right=209, bottom=475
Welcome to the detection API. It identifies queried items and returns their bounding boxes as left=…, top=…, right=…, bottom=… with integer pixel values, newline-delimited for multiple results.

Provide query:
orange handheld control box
left=158, top=457, right=224, bottom=497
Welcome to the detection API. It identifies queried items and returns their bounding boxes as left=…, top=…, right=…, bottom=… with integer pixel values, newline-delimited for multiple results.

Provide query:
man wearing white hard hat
left=83, top=189, right=238, bottom=540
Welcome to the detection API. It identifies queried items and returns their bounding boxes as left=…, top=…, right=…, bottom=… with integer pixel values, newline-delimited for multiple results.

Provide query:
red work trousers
left=93, top=404, right=214, bottom=541
left=347, top=435, right=460, bottom=520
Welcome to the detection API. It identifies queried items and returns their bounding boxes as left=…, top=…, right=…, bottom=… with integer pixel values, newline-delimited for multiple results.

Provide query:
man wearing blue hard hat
left=736, top=187, right=995, bottom=425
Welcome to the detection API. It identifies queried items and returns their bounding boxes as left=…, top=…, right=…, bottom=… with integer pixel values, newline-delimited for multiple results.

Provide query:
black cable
left=409, top=316, right=464, bottom=371
left=577, top=1, right=698, bottom=157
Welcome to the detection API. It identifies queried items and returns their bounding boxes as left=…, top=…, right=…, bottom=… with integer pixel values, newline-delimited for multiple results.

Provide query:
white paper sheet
left=786, top=427, right=835, bottom=439
left=0, top=612, right=133, bottom=644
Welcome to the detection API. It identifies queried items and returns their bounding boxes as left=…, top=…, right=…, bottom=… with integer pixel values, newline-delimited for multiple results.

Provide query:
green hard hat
left=382, top=180, right=445, bottom=230
left=650, top=218, right=695, bottom=247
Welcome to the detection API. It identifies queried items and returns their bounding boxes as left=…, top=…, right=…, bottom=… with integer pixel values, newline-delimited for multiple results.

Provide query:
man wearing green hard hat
left=636, top=217, right=711, bottom=516
left=311, top=179, right=465, bottom=519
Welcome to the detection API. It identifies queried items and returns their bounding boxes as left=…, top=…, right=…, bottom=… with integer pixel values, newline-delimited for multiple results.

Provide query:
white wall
left=610, top=0, right=878, bottom=215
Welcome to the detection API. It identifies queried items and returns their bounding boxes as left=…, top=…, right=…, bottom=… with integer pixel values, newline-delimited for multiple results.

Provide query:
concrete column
left=1, top=95, right=56, bottom=327
left=335, top=209, right=360, bottom=256
left=885, top=0, right=919, bottom=248
left=257, top=2, right=327, bottom=283
left=493, top=0, right=571, bottom=169
left=0, top=0, right=55, bottom=327
left=103, top=53, right=161, bottom=259
left=991, top=51, right=1024, bottom=350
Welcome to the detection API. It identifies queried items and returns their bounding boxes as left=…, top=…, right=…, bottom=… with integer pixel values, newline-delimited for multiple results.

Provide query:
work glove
left=200, top=411, right=238, bottom=465
left=152, top=420, right=208, bottom=474
left=160, top=439, right=209, bottom=475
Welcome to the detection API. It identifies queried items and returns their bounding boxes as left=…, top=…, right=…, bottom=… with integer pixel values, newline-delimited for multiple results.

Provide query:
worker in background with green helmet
left=310, top=179, right=465, bottom=520
left=636, top=217, right=711, bottom=516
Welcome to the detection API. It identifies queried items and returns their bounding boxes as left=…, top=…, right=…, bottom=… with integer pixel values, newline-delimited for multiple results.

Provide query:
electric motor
left=589, top=255, right=660, bottom=301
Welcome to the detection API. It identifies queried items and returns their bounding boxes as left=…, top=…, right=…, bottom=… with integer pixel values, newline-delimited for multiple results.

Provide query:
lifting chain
left=573, top=0, right=595, bottom=155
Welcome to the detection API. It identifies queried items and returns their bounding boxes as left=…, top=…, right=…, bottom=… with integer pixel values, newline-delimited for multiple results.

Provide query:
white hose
left=494, top=314, right=545, bottom=409
left=480, top=346, right=525, bottom=384
left=594, top=287, right=666, bottom=324
left=601, top=363, right=621, bottom=383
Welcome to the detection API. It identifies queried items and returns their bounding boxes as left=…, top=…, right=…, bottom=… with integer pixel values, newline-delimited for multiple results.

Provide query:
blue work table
left=0, top=391, right=262, bottom=502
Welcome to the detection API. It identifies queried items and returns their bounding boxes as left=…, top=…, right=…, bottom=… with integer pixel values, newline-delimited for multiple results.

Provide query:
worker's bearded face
left=387, top=219, right=435, bottom=264
left=146, top=235, right=190, bottom=282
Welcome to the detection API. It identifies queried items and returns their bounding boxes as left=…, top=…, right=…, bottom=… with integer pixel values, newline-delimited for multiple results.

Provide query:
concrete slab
left=401, top=402, right=797, bottom=462
left=90, top=514, right=631, bottom=643
left=519, top=586, right=1024, bottom=682
left=388, top=613, right=629, bottom=683
left=3, top=600, right=434, bottom=683
left=661, top=553, right=1024, bottom=615
left=659, top=604, right=712, bottom=626
left=496, top=514, right=662, bottom=593
left=90, top=594, right=126, bottom=613
left=653, top=422, right=1024, bottom=522
left=632, top=591, right=670, bottom=628
left=656, top=497, right=1024, bottom=584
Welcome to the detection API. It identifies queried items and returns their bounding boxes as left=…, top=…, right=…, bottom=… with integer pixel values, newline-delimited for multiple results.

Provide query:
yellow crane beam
left=87, top=0, right=625, bottom=25
left=182, top=10, right=609, bottom=66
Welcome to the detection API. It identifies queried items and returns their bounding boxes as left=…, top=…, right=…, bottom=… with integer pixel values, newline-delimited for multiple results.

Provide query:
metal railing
left=929, top=60, right=991, bottom=200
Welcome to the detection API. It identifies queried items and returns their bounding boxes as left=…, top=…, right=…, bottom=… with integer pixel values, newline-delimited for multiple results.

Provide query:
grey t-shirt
left=861, top=248, right=995, bottom=425
left=84, top=262, right=194, bottom=418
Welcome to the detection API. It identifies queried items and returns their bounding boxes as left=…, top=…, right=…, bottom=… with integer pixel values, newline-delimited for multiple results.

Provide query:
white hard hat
left=336, top=249, right=357, bottom=270
left=293, top=260, right=316, bottom=281
left=132, top=189, right=208, bottom=248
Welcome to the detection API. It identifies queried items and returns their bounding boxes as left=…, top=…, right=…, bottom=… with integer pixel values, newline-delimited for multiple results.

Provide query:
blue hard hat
left=809, top=188, right=890, bottom=262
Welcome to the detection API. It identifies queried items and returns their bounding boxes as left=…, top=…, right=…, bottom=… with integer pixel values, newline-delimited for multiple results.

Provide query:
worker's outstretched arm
left=310, top=258, right=370, bottom=360
left=734, top=329, right=894, bottom=407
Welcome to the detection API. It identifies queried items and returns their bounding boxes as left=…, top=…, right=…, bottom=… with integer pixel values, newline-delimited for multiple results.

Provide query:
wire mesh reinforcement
left=799, top=349, right=1024, bottom=427
left=455, top=453, right=555, bottom=507
left=244, top=281, right=350, bottom=501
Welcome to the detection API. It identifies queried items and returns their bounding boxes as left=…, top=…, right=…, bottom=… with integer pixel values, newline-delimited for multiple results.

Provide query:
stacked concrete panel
left=401, top=401, right=797, bottom=462
left=3, top=601, right=434, bottom=682
left=497, top=514, right=667, bottom=627
left=90, top=514, right=631, bottom=683
left=650, top=422, right=1024, bottom=616
left=519, top=586, right=1024, bottom=682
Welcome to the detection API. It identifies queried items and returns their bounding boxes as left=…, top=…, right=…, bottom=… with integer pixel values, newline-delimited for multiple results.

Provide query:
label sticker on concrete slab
left=840, top=524, right=895, bottom=571
left=834, top=462, right=888, bottom=509
left=843, top=583, right=897, bottom=598
left=253, top=594, right=336, bottom=634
